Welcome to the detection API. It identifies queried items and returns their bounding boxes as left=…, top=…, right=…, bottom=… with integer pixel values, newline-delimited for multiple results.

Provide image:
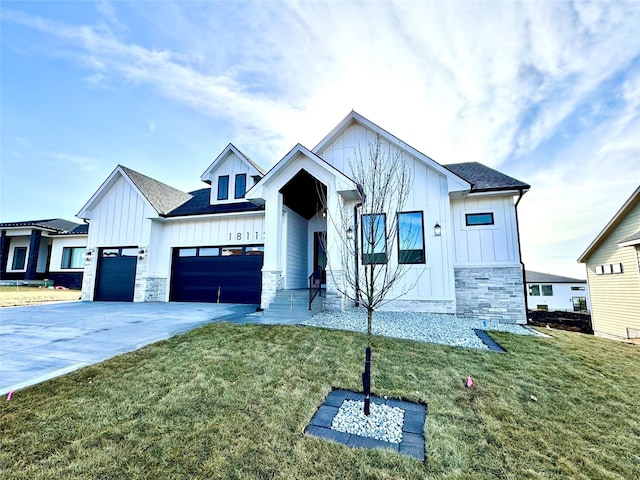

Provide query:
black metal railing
left=308, top=273, right=322, bottom=310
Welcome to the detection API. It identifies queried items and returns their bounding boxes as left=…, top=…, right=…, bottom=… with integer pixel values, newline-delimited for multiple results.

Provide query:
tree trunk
left=362, top=308, right=373, bottom=415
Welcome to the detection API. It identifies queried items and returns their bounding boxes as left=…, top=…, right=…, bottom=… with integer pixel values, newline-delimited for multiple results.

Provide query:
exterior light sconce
left=434, top=222, right=442, bottom=237
left=346, top=227, right=354, bottom=240
left=83, top=250, right=93, bottom=262
left=322, top=209, right=327, bottom=218
left=138, top=248, right=147, bottom=260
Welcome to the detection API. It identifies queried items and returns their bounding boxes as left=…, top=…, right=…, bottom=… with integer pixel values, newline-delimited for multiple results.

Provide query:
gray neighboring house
left=525, top=270, right=590, bottom=312
left=0, top=219, right=88, bottom=289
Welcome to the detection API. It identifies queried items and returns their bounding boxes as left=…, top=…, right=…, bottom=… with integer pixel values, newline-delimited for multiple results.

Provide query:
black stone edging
left=473, top=329, right=506, bottom=352
left=304, top=389, right=427, bottom=462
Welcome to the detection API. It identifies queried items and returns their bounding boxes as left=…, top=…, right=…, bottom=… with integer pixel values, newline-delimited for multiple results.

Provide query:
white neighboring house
left=525, top=270, right=590, bottom=312
left=77, top=112, right=531, bottom=323
left=0, top=219, right=88, bottom=288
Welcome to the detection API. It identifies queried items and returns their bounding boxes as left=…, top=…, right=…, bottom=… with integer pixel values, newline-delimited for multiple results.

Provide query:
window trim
left=217, top=175, right=229, bottom=200
left=397, top=211, right=426, bottom=264
left=541, top=284, right=553, bottom=296
left=234, top=174, right=247, bottom=199
left=361, top=213, right=387, bottom=265
left=12, top=246, right=27, bottom=270
left=465, top=212, right=494, bottom=226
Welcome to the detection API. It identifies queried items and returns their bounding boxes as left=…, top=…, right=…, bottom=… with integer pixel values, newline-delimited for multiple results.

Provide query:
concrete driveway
left=0, top=301, right=257, bottom=396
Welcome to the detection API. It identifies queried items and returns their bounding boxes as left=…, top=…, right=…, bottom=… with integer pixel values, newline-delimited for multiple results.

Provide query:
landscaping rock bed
left=302, top=311, right=535, bottom=350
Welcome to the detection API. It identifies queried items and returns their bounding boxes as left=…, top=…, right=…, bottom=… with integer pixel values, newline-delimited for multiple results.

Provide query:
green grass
left=1, top=323, right=638, bottom=479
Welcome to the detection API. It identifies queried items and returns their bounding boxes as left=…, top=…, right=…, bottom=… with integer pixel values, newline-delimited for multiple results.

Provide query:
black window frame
left=397, top=211, right=426, bottom=264
left=12, top=246, right=27, bottom=270
left=465, top=212, right=494, bottom=226
left=541, top=284, right=553, bottom=296
left=175, top=245, right=264, bottom=258
left=234, top=174, right=247, bottom=199
left=61, top=246, right=86, bottom=269
left=361, top=213, right=387, bottom=265
left=217, top=175, right=229, bottom=200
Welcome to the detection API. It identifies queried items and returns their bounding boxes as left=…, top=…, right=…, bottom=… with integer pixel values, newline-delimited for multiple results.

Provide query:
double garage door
left=170, top=245, right=264, bottom=304
left=94, top=245, right=263, bottom=304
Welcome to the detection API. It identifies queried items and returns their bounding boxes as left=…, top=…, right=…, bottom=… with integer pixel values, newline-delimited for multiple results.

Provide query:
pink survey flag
left=466, top=376, right=473, bottom=388
left=7, top=390, right=14, bottom=401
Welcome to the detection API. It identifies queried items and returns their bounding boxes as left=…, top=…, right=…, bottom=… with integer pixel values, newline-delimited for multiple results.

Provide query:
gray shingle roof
left=525, top=270, right=586, bottom=284
left=120, top=166, right=193, bottom=215
left=0, top=218, right=85, bottom=234
left=444, top=162, right=530, bottom=192
left=166, top=188, right=264, bottom=217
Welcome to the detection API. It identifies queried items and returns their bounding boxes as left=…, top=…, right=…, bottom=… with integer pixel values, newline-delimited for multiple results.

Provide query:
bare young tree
left=321, top=134, right=422, bottom=414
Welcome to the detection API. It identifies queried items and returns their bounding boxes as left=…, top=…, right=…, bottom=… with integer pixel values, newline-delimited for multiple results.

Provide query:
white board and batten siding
left=148, top=213, right=266, bottom=277
left=204, top=152, right=261, bottom=205
left=451, top=195, right=520, bottom=266
left=316, top=122, right=456, bottom=301
left=86, top=175, right=154, bottom=248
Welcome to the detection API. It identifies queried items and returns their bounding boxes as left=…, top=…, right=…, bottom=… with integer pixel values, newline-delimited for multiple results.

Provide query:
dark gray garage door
left=94, top=247, right=138, bottom=301
left=170, top=245, right=263, bottom=304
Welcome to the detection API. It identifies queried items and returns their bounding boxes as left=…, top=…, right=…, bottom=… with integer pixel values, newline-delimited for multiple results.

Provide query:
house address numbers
left=229, top=231, right=266, bottom=241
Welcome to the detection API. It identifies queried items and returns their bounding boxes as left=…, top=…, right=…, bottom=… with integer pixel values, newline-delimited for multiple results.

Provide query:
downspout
left=514, top=188, right=529, bottom=319
left=354, top=184, right=365, bottom=307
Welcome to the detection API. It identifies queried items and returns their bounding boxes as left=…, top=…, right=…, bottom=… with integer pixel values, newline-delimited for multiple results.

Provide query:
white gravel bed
left=301, top=311, right=535, bottom=349
left=331, top=400, right=404, bottom=443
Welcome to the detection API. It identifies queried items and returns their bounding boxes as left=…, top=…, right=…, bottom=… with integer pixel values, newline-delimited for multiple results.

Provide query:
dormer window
left=235, top=174, right=247, bottom=199
left=217, top=175, right=229, bottom=200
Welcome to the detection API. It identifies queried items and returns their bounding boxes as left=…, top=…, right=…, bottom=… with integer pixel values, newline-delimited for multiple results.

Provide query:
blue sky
left=1, top=1, right=639, bottom=279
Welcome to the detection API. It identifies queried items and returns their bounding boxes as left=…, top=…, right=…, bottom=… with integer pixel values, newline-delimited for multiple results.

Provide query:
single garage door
left=94, top=247, right=138, bottom=301
left=170, top=245, right=263, bottom=304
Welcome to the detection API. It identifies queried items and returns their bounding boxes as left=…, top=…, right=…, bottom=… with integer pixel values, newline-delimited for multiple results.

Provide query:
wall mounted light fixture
left=434, top=222, right=442, bottom=236
left=346, top=227, right=354, bottom=240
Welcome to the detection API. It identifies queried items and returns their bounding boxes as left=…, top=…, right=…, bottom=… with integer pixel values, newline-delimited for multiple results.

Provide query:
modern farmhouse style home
left=77, top=112, right=530, bottom=323
left=0, top=219, right=88, bottom=289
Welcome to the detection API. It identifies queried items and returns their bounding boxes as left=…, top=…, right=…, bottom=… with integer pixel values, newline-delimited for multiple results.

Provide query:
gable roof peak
left=200, top=144, right=265, bottom=184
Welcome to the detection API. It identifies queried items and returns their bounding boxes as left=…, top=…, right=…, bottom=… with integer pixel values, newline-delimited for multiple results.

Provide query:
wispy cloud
left=46, top=152, right=101, bottom=172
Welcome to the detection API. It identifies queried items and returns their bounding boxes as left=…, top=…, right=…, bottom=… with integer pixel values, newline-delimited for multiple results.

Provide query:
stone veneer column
left=81, top=248, right=97, bottom=301
left=260, top=269, right=283, bottom=309
left=454, top=266, right=526, bottom=323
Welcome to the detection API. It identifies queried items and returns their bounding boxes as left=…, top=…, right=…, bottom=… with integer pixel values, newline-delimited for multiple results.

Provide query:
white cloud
left=2, top=1, right=639, bottom=277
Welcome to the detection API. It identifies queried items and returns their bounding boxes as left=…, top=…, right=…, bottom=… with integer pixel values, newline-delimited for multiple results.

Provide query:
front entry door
left=313, top=231, right=327, bottom=284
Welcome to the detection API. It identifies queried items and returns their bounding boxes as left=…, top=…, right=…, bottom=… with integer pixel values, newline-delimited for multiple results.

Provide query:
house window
left=572, top=297, right=587, bottom=312
left=571, top=286, right=585, bottom=291
left=611, top=263, right=623, bottom=274
left=541, top=284, right=553, bottom=296
left=61, top=247, right=86, bottom=269
left=528, top=284, right=540, bottom=296
left=12, top=247, right=27, bottom=270
left=217, top=176, right=229, bottom=200
left=465, top=212, right=494, bottom=226
left=234, top=174, right=247, bottom=199
left=398, top=212, right=425, bottom=264
left=362, top=213, right=387, bottom=264
left=595, top=263, right=623, bottom=275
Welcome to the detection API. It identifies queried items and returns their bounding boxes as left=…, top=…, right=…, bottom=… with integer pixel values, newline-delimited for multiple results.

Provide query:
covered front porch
left=245, top=144, right=361, bottom=311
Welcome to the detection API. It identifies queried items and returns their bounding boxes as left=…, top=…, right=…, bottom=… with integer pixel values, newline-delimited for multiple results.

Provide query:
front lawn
left=1, top=323, right=638, bottom=479
left=0, top=285, right=81, bottom=307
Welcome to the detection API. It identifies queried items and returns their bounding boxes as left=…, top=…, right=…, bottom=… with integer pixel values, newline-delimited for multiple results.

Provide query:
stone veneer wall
left=377, top=299, right=456, bottom=314
left=261, top=270, right=283, bottom=309
left=454, top=266, right=526, bottom=324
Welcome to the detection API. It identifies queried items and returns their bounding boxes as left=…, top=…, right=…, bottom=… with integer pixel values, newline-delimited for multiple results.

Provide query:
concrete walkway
left=0, top=301, right=257, bottom=396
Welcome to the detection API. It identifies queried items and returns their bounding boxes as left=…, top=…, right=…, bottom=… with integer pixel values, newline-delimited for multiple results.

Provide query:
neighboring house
left=0, top=219, right=88, bottom=289
left=525, top=270, right=590, bottom=312
left=578, top=186, right=640, bottom=342
left=77, top=111, right=530, bottom=323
